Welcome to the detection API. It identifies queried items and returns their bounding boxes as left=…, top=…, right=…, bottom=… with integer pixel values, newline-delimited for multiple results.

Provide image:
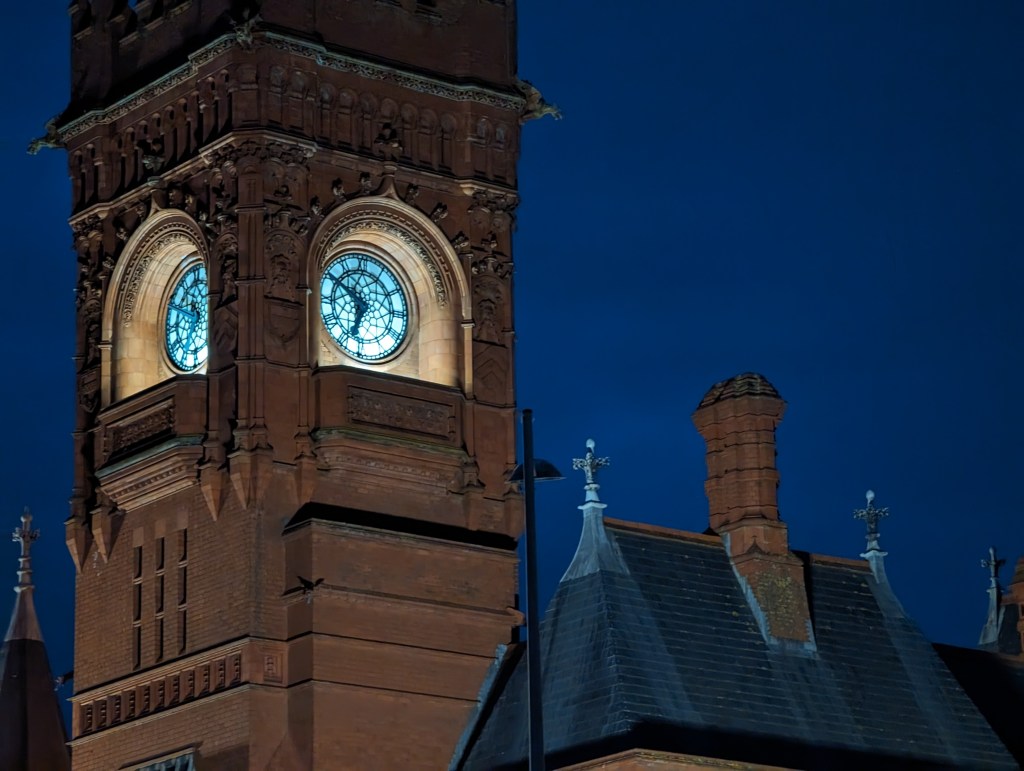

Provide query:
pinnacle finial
left=853, top=490, right=889, bottom=555
left=981, top=546, right=1006, bottom=589
left=12, top=507, right=39, bottom=591
left=6, top=507, right=43, bottom=642
left=572, top=439, right=610, bottom=487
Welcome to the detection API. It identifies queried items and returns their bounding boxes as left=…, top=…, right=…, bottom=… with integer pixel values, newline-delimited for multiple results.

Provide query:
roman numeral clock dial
left=320, top=253, right=409, bottom=361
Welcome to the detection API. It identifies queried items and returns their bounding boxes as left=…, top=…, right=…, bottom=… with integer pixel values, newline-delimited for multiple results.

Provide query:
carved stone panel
left=348, top=387, right=454, bottom=440
left=104, top=401, right=175, bottom=461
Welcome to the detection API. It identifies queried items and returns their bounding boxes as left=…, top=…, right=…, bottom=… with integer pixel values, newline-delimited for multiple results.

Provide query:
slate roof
left=453, top=518, right=1016, bottom=770
left=934, top=644, right=1024, bottom=767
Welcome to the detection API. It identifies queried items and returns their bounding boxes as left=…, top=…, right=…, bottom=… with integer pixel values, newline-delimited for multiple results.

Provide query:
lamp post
left=511, top=409, right=563, bottom=771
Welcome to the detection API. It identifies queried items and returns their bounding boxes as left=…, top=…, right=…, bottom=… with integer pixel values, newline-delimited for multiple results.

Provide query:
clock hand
left=342, top=282, right=369, bottom=336
left=350, top=303, right=367, bottom=336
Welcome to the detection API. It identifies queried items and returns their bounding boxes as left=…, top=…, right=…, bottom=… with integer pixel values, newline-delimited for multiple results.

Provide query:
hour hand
left=350, top=301, right=367, bottom=336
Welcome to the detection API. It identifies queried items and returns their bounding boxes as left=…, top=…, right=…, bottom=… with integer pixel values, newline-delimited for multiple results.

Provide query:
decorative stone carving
left=374, top=123, right=403, bottom=161
left=473, top=281, right=503, bottom=344
left=471, top=234, right=512, bottom=279
left=324, top=208, right=449, bottom=307
left=348, top=387, right=454, bottom=439
left=265, top=231, right=300, bottom=301
left=104, top=402, right=175, bottom=459
left=78, top=368, right=100, bottom=415
left=118, top=220, right=207, bottom=323
left=78, top=283, right=103, bottom=366
left=468, top=190, right=519, bottom=233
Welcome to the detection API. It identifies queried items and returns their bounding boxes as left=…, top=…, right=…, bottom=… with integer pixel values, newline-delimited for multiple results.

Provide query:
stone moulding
left=72, top=643, right=246, bottom=741
left=60, top=32, right=524, bottom=142
left=96, top=436, right=204, bottom=512
left=115, top=217, right=209, bottom=324
left=323, top=206, right=450, bottom=308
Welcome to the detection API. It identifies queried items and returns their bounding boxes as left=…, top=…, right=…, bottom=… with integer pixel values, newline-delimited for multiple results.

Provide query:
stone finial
left=562, top=440, right=625, bottom=583
left=12, top=509, right=39, bottom=591
left=572, top=439, right=610, bottom=501
left=853, top=490, right=889, bottom=556
left=979, top=546, right=1007, bottom=648
left=853, top=491, right=890, bottom=582
left=981, top=547, right=1005, bottom=589
left=5, top=508, right=43, bottom=642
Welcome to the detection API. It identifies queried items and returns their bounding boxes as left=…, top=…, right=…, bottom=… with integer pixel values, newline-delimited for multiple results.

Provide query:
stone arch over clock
left=103, top=211, right=210, bottom=405
left=308, top=197, right=471, bottom=389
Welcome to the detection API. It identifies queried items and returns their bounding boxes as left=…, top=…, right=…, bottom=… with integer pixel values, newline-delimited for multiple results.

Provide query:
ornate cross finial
left=981, top=546, right=1006, bottom=589
left=572, top=439, right=610, bottom=487
left=853, top=489, right=889, bottom=554
left=12, top=508, right=39, bottom=590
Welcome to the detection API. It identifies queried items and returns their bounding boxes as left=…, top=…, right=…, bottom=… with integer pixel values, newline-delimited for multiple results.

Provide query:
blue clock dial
left=321, top=253, right=408, bottom=361
left=165, top=264, right=209, bottom=371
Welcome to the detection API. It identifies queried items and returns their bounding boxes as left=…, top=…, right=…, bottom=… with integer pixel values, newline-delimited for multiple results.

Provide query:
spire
left=5, top=508, right=42, bottom=642
left=978, top=546, right=1006, bottom=647
left=853, top=490, right=889, bottom=582
left=562, top=440, right=625, bottom=582
left=0, top=509, right=72, bottom=771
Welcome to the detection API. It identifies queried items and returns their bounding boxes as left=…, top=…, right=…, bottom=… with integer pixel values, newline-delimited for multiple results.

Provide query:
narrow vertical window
left=131, top=546, right=143, bottom=669
left=178, top=528, right=188, bottom=654
left=154, top=537, right=166, bottom=662
left=178, top=610, right=187, bottom=655
left=132, top=626, right=142, bottom=670
left=155, top=618, right=164, bottom=662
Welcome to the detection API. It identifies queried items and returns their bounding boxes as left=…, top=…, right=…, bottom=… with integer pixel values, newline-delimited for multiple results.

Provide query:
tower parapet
left=67, top=0, right=518, bottom=124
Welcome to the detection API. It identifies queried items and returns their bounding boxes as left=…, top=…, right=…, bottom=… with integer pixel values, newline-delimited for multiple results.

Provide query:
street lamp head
left=508, top=459, right=565, bottom=483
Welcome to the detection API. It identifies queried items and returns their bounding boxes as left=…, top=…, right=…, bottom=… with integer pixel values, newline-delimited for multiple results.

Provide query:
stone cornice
left=60, top=31, right=524, bottom=142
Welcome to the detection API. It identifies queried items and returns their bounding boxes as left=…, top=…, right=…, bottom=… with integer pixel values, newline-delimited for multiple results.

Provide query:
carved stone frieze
left=203, top=138, right=315, bottom=170
left=348, top=387, right=454, bottom=439
left=104, top=402, right=175, bottom=460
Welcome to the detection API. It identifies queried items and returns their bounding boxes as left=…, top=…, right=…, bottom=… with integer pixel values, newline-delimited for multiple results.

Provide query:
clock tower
left=60, top=1, right=526, bottom=767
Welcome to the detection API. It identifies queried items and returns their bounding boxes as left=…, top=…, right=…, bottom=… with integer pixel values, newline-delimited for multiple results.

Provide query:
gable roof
left=454, top=518, right=1016, bottom=770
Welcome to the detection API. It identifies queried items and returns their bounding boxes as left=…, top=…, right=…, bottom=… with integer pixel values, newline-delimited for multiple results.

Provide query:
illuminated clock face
left=165, top=264, right=209, bottom=371
left=320, top=253, right=409, bottom=361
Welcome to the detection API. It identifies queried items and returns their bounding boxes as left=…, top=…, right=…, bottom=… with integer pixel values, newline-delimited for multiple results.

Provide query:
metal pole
left=523, top=409, right=545, bottom=770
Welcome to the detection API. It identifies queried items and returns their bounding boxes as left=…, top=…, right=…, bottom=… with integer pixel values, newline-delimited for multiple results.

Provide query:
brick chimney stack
left=692, top=374, right=814, bottom=647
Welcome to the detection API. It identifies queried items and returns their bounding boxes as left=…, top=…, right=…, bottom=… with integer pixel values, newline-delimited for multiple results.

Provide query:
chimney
left=692, top=373, right=814, bottom=648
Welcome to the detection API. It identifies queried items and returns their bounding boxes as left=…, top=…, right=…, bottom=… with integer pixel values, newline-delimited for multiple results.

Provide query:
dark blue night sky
left=1, top=1, right=1021, bottom=698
